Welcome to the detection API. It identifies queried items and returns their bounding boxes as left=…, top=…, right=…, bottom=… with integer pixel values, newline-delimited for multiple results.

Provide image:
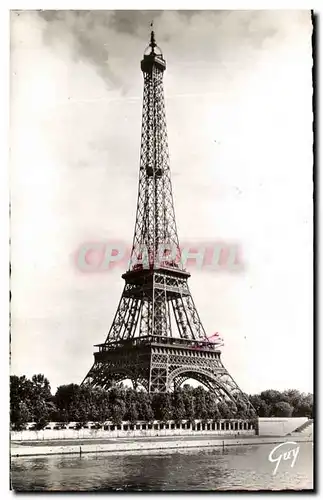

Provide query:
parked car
left=53, top=423, right=67, bottom=430
left=44, top=422, right=56, bottom=430
left=83, top=422, right=102, bottom=430
left=26, top=422, right=37, bottom=430
left=67, top=422, right=78, bottom=429
left=90, top=423, right=103, bottom=430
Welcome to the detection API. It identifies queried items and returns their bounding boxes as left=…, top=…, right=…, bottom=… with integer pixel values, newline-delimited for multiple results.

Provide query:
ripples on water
left=11, top=443, right=313, bottom=491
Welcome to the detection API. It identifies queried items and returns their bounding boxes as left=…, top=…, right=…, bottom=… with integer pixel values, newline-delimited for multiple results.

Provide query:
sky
left=10, top=10, right=313, bottom=395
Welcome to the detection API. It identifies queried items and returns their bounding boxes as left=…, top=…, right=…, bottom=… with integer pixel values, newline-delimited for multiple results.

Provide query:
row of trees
left=249, top=390, right=313, bottom=419
left=10, top=374, right=313, bottom=431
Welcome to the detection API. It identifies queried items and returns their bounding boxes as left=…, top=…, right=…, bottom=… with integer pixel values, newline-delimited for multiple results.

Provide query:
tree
left=283, top=391, right=313, bottom=418
left=10, top=373, right=314, bottom=427
left=54, top=384, right=81, bottom=421
left=205, top=392, right=218, bottom=420
left=10, top=375, right=43, bottom=429
left=249, top=394, right=271, bottom=417
left=274, top=401, right=294, bottom=417
left=152, top=393, right=173, bottom=422
left=91, top=388, right=111, bottom=424
left=226, top=399, right=238, bottom=419
left=77, top=385, right=93, bottom=423
left=218, top=401, right=231, bottom=419
left=259, top=390, right=283, bottom=415
left=181, top=386, right=195, bottom=423
left=111, top=400, right=126, bottom=425
left=172, top=391, right=186, bottom=422
left=193, top=387, right=208, bottom=420
left=258, top=400, right=271, bottom=417
left=136, top=391, right=154, bottom=422
left=281, top=389, right=301, bottom=406
left=247, top=406, right=258, bottom=419
left=31, top=374, right=52, bottom=401
left=124, top=388, right=139, bottom=422
left=109, top=386, right=126, bottom=424
left=292, top=393, right=313, bottom=418
left=235, top=400, right=248, bottom=419
left=249, top=395, right=263, bottom=415
left=128, top=403, right=139, bottom=423
left=33, top=398, right=55, bottom=429
left=11, top=402, right=31, bottom=431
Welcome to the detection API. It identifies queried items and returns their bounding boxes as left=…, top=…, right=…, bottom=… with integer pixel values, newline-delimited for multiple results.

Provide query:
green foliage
left=31, top=374, right=52, bottom=401
left=10, top=374, right=54, bottom=430
left=274, top=401, right=294, bottom=417
left=204, top=392, right=219, bottom=420
left=193, top=387, right=209, bottom=420
left=10, top=374, right=314, bottom=427
left=33, top=398, right=51, bottom=430
left=109, top=386, right=126, bottom=424
left=172, top=390, right=186, bottom=422
left=136, top=391, right=154, bottom=421
left=217, top=401, right=230, bottom=419
left=181, top=385, right=195, bottom=423
left=55, top=384, right=81, bottom=421
left=249, top=389, right=313, bottom=418
left=282, top=390, right=313, bottom=418
left=124, top=388, right=139, bottom=423
left=11, top=401, right=31, bottom=431
left=235, top=400, right=248, bottom=419
left=91, top=388, right=111, bottom=424
left=152, top=393, right=172, bottom=422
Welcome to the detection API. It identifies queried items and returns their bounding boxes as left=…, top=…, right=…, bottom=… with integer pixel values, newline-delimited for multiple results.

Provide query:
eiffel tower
left=82, top=31, right=251, bottom=409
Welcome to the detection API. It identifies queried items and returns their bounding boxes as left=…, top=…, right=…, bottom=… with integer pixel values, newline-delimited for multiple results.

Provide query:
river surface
left=11, top=442, right=313, bottom=491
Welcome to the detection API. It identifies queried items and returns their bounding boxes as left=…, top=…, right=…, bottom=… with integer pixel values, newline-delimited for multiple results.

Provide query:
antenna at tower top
left=149, top=21, right=156, bottom=52
left=142, top=20, right=164, bottom=63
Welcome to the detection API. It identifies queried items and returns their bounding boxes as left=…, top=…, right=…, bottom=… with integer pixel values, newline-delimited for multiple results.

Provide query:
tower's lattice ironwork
left=82, top=32, right=251, bottom=408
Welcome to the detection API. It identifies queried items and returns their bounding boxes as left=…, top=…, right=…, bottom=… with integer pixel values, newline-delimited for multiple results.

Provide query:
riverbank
left=11, top=433, right=313, bottom=457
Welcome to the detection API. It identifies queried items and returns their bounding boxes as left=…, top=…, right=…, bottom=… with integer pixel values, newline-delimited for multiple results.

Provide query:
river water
left=11, top=442, right=313, bottom=491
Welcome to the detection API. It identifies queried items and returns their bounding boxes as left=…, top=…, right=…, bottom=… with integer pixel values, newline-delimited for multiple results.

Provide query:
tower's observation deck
left=141, top=31, right=166, bottom=73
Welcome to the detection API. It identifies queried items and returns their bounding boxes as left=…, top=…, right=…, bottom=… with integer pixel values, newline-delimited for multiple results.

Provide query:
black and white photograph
left=9, top=9, right=314, bottom=492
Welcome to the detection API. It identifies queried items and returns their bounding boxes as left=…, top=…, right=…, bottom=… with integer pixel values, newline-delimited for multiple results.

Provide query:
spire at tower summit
left=150, top=28, right=156, bottom=51
left=141, top=25, right=165, bottom=72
